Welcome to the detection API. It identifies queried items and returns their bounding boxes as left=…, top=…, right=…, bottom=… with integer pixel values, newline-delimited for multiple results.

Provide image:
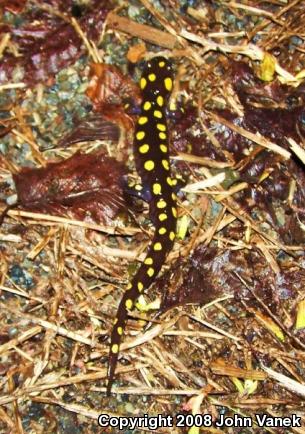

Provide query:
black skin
left=106, top=56, right=177, bottom=395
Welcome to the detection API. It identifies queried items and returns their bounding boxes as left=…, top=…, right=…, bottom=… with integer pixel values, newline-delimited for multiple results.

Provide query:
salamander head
left=139, top=56, right=173, bottom=100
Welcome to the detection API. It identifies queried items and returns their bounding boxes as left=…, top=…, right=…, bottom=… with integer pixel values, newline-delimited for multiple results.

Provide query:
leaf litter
left=1, top=0, right=305, bottom=433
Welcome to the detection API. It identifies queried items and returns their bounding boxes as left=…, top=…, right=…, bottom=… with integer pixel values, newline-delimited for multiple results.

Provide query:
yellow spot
left=154, top=242, right=162, bottom=251
left=157, top=199, right=167, bottom=209
left=162, top=159, right=169, bottom=170
left=157, top=95, right=164, bottom=106
left=154, top=110, right=162, bottom=119
left=157, top=123, right=166, bottom=131
left=144, top=257, right=153, bottom=265
left=111, top=344, right=119, bottom=353
left=159, top=213, right=167, bottom=221
left=171, top=192, right=177, bottom=200
left=153, top=183, right=162, bottom=195
left=166, top=177, right=172, bottom=186
left=159, top=132, right=167, bottom=140
left=160, top=144, right=167, bottom=153
left=144, top=160, right=155, bottom=171
left=172, top=178, right=178, bottom=186
left=127, top=283, right=132, bottom=290
left=159, top=227, right=167, bottom=235
left=148, top=73, right=156, bottom=82
left=125, top=299, right=133, bottom=309
left=117, top=327, right=123, bottom=335
left=147, top=267, right=155, bottom=277
left=139, top=144, right=149, bottom=154
left=140, top=77, right=147, bottom=90
left=143, top=101, right=151, bottom=111
left=138, top=282, right=144, bottom=291
left=164, top=77, right=173, bottom=91
left=169, top=231, right=175, bottom=241
left=136, top=131, right=145, bottom=140
left=138, top=116, right=148, bottom=125
left=172, top=207, right=177, bottom=218
left=135, top=184, right=142, bottom=191
left=159, top=60, right=165, bottom=67
left=113, top=318, right=118, bottom=325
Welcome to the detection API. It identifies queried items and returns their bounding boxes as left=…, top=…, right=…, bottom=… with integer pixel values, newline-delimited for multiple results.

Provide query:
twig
left=107, top=12, right=178, bottom=49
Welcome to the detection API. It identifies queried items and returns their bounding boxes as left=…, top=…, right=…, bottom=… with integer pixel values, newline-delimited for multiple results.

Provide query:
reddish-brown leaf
left=86, top=63, right=141, bottom=146
left=0, top=1, right=111, bottom=84
left=13, top=151, right=128, bottom=225
left=86, top=63, right=141, bottom=109
left=58, top=115, right=120, bottom=148
left=0, top=0, right=27, bottom=14
left=158, top=246, right=303, bottom=313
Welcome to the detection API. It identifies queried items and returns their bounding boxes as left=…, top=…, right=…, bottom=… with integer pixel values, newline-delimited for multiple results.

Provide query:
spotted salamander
left=107, top=56, right=177, bottom=395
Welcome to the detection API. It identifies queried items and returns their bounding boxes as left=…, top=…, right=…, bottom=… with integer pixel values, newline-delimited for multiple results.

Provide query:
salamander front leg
left=124, top=180, right=152, bottom=202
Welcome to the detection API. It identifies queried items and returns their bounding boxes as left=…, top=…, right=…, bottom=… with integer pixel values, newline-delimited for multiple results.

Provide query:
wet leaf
left=158, top=246, right=304, bottom=313
left=0, top=1, right=111, bottom=84
left=13, top=151, right=128, bottom=225
left=86, top=63, right=141, bottom=146
left=0, top=0, right=27, bottom=14
left=58, top=115, right=120, bottom=147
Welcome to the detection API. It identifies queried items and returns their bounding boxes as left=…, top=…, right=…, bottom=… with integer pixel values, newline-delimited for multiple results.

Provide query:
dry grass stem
left=1, top=0, right=305, bottom=429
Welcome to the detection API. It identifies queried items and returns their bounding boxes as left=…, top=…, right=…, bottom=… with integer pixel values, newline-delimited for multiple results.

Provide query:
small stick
left=107, top=12, right=178, bottom=49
